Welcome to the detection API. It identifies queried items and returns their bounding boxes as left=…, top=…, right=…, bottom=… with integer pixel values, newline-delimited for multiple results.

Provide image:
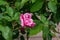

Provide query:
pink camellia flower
left=20, top=13, right=35, bottom=28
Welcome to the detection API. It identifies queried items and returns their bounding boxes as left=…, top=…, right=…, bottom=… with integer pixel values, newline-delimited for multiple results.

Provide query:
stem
left=48, top=13, right=52, bottom=20
left=18, top=30, right=20, bottom=40
left=27, top=31, right=29, bottom=40
left=26, top=28, right=30, bottom=40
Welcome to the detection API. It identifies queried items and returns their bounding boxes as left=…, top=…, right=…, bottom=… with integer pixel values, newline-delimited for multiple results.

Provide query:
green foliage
left=13, top=12, right=20, bottom=21
left=6, top=7, right=14, bottom=17
left=29, top=20, right=43, bottom=36
left=31, top=0, right=36, bottom=3
left=0, top=1, right=8, bottom=6
left=30, top=0, right=44, bottom=12
left=43, top=26, right=49, bottom=40
left=15, top=0, right=29, bottom=10
left=53, top=4, right=60, bottom=22
left=0, top=0, right=60, bottom=40
left=48, top=0, right=57, bottom=13
left=0, top=25, right=12, bottom=40
left=40, top=14, right=47, bottom=23
left=2, top=16, right=11, bottom=21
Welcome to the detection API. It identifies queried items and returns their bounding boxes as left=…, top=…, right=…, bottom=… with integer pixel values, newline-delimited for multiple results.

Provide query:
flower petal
left=20, top=14, right=25, bottom=27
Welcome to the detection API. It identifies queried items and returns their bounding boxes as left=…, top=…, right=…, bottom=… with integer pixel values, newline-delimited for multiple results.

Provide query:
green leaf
left=0, top=25, right=12, bottom=40
left=0, top=14, right=12, bottom=21
left=0, top=1, right=8, bottom=6
left=6, top=7, right=14, bottom=17
left=20, top=0, right=29, bottom=8
left=40, top=14, right=47, bottom=23
left=48, top=0, right=57, bottom=13
left=49, top=21, right=56, bottom=28
left=13, top=12, right=20, bottom=21
left=0, top=14, right=3, bottom=20
left=30, top=0, right=43, bottom=12
left=15, top=2, right=21, bottom=9
left=15, top=0, right=29, bottom=9
left=2, top=16, right=11, bottom=21
left=31, top=0, right=36, bottom=3
left=43, top=26, right=49, bottom=40
left=29, top=20, right=43, bottom=36
left=53, top=9, right=60, bottom=22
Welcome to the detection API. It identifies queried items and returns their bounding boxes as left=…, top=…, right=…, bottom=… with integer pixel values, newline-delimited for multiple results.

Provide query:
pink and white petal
left=31, top=22, right=36, bottom=27
left=24, top=13, right=32, bottom=19
left=21, top=19, right=24, bottom=27
left=20, top=14, right=25, bottom=27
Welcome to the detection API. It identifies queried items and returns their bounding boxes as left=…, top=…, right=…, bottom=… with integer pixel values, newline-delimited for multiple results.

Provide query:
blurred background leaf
left=0, top=0, right=8, bottom=6
left=15, top=0, right=29, bottom=10
left=6, top=7, right=14, bottom=17
left=0, top=25, right=12, bottom=40
left=31, top=0, right=36, bottom=3
left=29, top=20, right=43, bottom=36
left=48, top=0, right=57, bottom=13
left=30, top=0, right=44, bottom=12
